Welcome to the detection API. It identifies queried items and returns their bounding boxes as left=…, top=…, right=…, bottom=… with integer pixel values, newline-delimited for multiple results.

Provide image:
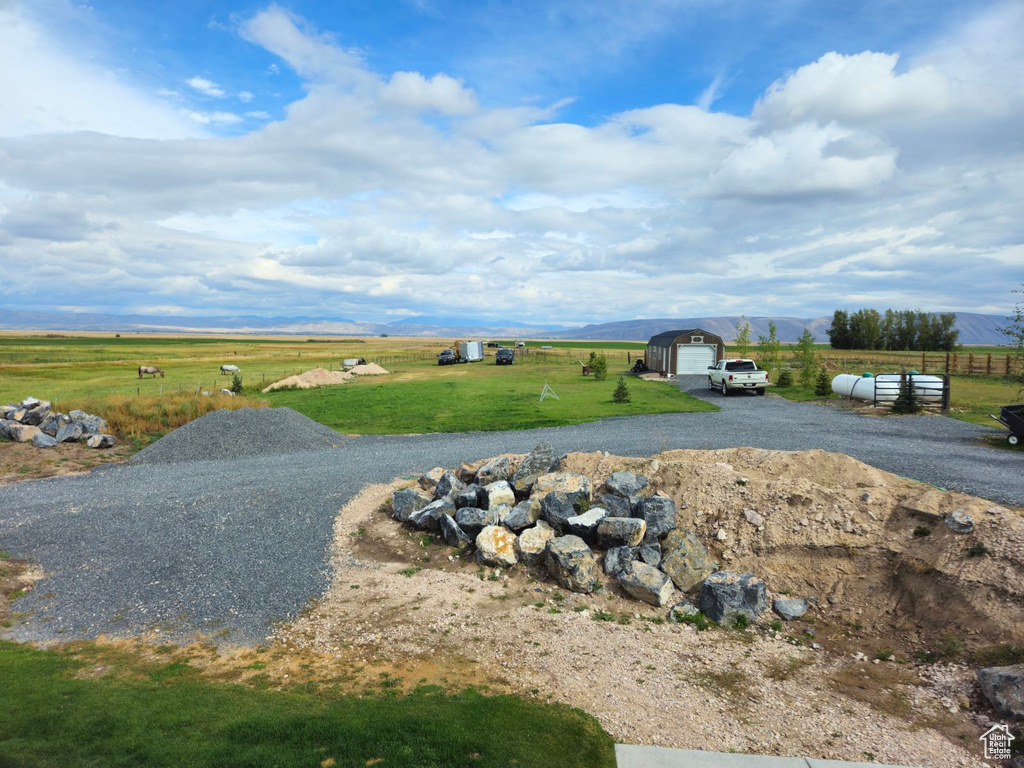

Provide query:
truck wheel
left=756, top=388, right=765, bottom=396
left=721, top=384, right=729, bottom=396
left=708, top=377, right=714, bottom=391
left=1011, top=435, right=1019, bottom=446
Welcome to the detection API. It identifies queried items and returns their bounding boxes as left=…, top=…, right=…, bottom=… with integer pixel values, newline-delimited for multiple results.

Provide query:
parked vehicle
left=437, top=349, right=457, bottom=366
left=515, top=341, right=526, bottom=348
left=486, top=342, right=500, bottom=348
left=457, top=341, right=484, bottom=362
left=496, top=348, right=515, bottom=365
left=707, top=359, right=770, bottom=396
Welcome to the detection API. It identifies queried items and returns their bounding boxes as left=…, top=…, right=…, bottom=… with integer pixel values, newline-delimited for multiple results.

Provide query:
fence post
left=921, top=352, right=926, bottom=373
left=952, top=352, right=958, bottom=373
left=968, top=353, right=973, bottom=374
left=945, top=352, right=950, bottom=374
left=987, top=354, right=992, bottom=375
left=1007, top=356, right=1012, bottom=377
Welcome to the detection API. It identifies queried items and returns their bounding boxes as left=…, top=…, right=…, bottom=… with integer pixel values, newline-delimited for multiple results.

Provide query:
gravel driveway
left=1, top=387, right=1018, bottom=645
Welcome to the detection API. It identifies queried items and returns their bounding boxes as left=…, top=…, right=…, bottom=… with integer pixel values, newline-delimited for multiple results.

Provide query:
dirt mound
left=348, top=363, right=388, bottom=376
left=262, top=367, right=353, bottom=393
left=131, top=407, right=344, bottom=465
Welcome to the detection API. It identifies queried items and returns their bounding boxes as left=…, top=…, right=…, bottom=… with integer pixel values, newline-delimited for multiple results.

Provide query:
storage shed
left=646, top=328, right=725, bottom=376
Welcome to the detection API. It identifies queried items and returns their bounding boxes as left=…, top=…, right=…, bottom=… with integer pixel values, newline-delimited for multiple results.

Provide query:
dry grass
left=830, top=663, right=920, bottom=718
left=763, top=655, right=816, bottom=682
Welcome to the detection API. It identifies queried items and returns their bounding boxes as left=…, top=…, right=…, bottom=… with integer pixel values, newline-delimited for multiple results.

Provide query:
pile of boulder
left=391, top=443, right=797, bottom=625
left=0, top=397, right=115, bottom=449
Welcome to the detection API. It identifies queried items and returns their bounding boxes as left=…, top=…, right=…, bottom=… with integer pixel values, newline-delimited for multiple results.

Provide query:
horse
left=138, top=365, right=164, bottom=379
left=220, top=364, right=241, bottom=374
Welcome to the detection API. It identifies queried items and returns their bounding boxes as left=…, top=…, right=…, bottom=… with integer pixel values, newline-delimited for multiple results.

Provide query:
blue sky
left=0, top=0, right=1021, bottom=325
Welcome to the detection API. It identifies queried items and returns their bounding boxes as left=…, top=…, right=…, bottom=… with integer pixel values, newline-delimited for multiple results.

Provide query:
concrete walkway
left=615, top=745, right=915, bottom=768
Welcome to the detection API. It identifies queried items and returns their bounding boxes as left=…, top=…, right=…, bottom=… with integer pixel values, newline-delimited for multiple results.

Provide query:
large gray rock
left=773, top=597, right=808, bottom=621
left=977, top=665, right=1024, bottom=719
left=632, top=496, right=678, bottom=539
left=603, top=546, right=638, bottom=578
left=31, top=432, right=58, bottom=449
left=86, top=434, right=115, bottom=449
left=532, top=472, right=592, bottom=510
left=455, top=484, right=483, bottom=509
left=22, top=402, right=51, bottom=426
left=71, top=412, right=109, bottom=437
left=545, top=535, right=598, bottom=593
left=9, top=423, right=41, bottom=443
left=409, top=497, right=454, bottom=531
left=39, top=411, right=68, bottom=437
left=501, top=499, right=541, bottom=531
left=517, top=520, right=555, bottom=565
left=482, top=480, right=516, bottom=510
left=597, top=493, right=632, bottom=517
left=476, top=456, right=513, bottom=486
left=475, top=525, right=519, bottom=567
left=565, top=508, right=608, bottom=545
left=455, top=506, right=499, bottom=537
left=56, top=421, right=85, bottom=443
left=540, top=492, right=578, bottom=532
left=669, top=602, right=701, bottom=623
left=0, top=404, right=15, bottom=419
left=439, top=514, right=472, bottom=550
left=605, top=471, right=649, bottom=499
left=618, top=561, right=675, bottom=607
left=595, top=517, right=646, bottom=549
left=638, top=544, right=662, bottom=568
left=945, top=509, right=975, bottom=535
left=659, top=529, right=718, bottom=592
left=392, top=488, right=433, bottom=522
left=510, top=442, right=556, bottom=494
left=0, top=419, right=13, bottom=441
left=21, top=397, right=41, bottom=408
left=418, top=467, right=446, bottom=491
left=435, top=471, right=465, bottom=499
left=8, top=408, right=27, bottom=424
left=698, top=571, right=768, bottom=624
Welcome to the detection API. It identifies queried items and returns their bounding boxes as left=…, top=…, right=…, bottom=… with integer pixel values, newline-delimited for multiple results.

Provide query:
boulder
left=409, top=497, right=454, bottom=531
left=638, top=544, right=662, bottom=568
left=565, top=508, right=608, bottom=545
left=21, top=397, right=41, bottom=408
left=540, top=492, right=578, bottom=532
left=501, top=499, right=541, bottom=531
left=669, top=602, right=701, bottom=623
left=532, top=472, right=592, bottom=510
left=74, top=413, right=109, bottom=437
left=659, top=529, right=718, bottom=591
left=632, top=496, right=677, bottom=539
left=743, top=509, right=764, bottom=527
left=455, top=484, right=483, bottom=509
left=31, top=432, right=58, bottom=449
left=482, top=480, right=516, bottom=510
left=9, top=423, right=41, bottom=443
left=418, top=467, right=446, bottom=491
left=977, top=665, right=1024, bottom=719
left=476, top=525, right=519, bottom=567
left=22, top=403, right=51, bottom=426
left=392, top=488, right=433, bottom=522
left=9, top=408, right=28, bottom=423
left=39, top=411, right=68, bottom=436
left=597, top=493, right=632, bottom=517
left=435, top=471, right=465, bottom=499
left=0, top=404, right=15, bottom=419
left=603, top=546, right=638, bottom=578
left=773, top=597, right=808, bottom=621
left=945, top=509, right=975, bottom=535
left=86, top=434, right=115, bottom=449
left=476, top=456, right=514, bottom=485
left=618, top=561, right=675, bottom=607
left=457, top=459, right=487, bottom=483
left=517, top=520, right=555, bottom=565
left=510, top=442, right=556, bottom=494
left=439, top=514, right=472, bottom=550
left=605, top=471, right=649, bottom=499
left=697, top=571, right=767, bottom=624
left=595, top=517, right=646, bottom=549
left=56, top=421, right=84, bottom=443
left=0, top=419, right=13, bottom=441
left=544, top=535, right=598, bottom=593
left=455, top=506, right=499, bottom=538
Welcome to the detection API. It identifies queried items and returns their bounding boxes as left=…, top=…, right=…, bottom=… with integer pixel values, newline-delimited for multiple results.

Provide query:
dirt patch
left=274, top=448, right=1024, bottom=767
left=0, top=440, right=133, bottom=485
left=262, top=367, right=353, bottom=392
left=0, top=552, right=43, bottom=630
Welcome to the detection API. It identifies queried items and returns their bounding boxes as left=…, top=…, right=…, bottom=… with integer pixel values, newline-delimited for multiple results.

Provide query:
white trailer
left=458, top=341, right=484, bottom=362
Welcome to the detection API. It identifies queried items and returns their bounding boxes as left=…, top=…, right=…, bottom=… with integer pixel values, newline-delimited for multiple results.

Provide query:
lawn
left=0, top=640, right=615, bottom=768
left=266, top=356, right=716, bottom=434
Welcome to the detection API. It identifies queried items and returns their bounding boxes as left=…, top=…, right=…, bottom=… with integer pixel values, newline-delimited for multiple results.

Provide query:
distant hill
left=541, top=313, right=1012, bottom=346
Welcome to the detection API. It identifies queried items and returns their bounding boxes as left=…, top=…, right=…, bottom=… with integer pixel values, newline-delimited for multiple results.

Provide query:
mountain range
left=0, top=308, right=1013, bottom=345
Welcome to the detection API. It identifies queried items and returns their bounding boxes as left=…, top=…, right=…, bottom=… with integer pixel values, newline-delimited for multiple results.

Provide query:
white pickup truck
left=707, top=359, right=770, bottom=396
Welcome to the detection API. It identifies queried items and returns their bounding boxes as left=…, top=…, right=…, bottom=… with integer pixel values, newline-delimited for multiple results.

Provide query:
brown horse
left=138, top=365, right=164, bottom=378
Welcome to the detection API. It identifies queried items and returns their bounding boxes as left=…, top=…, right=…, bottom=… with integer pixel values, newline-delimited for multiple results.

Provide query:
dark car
left=495, top=348, right=515, bottom=365
left=486, top=342, right=500, bottom=348
left=437, top=349, right=457, bottom=366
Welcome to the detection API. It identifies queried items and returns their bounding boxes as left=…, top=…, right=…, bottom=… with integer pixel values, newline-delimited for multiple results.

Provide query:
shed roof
left=647, top=328, right=719, bottom=347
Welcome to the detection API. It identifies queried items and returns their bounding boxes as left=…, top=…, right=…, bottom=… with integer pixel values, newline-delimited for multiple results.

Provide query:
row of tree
left=827, top=309, right=959, bottom=351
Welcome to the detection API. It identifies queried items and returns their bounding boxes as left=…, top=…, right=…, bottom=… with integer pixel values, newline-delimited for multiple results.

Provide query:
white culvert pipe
left=831, top=373, right=946, bottom=404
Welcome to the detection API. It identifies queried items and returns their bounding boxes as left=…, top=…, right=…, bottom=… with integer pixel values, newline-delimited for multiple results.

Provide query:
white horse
left=220, top=364, right=241, bottom=374
left=138, top=365, right=164, bottom=378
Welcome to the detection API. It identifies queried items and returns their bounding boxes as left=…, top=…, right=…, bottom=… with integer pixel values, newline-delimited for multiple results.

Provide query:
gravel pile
left=131, top=407, right=344, bottom=465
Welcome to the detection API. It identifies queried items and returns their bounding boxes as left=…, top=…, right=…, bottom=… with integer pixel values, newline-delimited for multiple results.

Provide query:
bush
left=612, top=376, right=630, bottom=403
left=777, top=368, right=793, bottom=387
left=587, top=351, right=608, bottom=381
left=230, top=373, right=244, bottom=394
left=814, top=367, right=831, bottom=396
left=891, top=374, right=921, bottom=414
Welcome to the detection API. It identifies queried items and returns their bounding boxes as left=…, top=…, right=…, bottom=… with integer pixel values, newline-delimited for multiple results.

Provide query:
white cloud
left=245, top=111, right=271, bottom=120
left=184, top=110, right=244, bottom=126
left=186, top=76, right=227, bottom=98
left=238, top=91, right=254, bottom=102
left=380, top=71, right=478, bottom=115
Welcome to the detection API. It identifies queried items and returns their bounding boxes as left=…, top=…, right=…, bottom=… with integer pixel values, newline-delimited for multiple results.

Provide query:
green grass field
left=0, top=640, right=614, bottom=768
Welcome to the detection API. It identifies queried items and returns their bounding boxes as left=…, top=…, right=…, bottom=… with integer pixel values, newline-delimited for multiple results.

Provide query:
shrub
left=230, top=373, right=244, bottom=394
left=777, top=368, right=793, bottom=387
left=891, top=374, right=922, bottom=414
left=912, top=526, right=931, bottom=538
left=588, top=352, right=608, bottom=381
left=814, top=367, right=831, bottom=397
left=612, top=376, right=631, bottom=403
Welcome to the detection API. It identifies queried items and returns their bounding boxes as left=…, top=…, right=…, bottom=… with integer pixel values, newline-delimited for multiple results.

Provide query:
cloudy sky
left=0, top=0, right=1021, bottom=325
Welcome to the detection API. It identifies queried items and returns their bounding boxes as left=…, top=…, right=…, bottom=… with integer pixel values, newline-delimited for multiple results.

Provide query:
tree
left=230, top=372, right=244, bottom=394
left=734, top=317, right=752, bottom=359
left=794, top=328, right=819, bottom=389
left=827, top=310, right=850, bottom=349
left=1002, top=286, right=1024, bottom=393
left=612, top=376, right=631, bottom=403
left=756, top=320, right=781, bottom=381
left=814, top=366, right=831, bottom=397
left=891, top=374, right=922, bottom=414
left=588, top=351, right=608, bottom=381
left=777, top=368, right=793, bottom=387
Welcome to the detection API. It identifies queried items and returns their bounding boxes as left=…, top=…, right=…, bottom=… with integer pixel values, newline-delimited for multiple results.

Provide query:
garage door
left=676, top=344, right=715, bottom=374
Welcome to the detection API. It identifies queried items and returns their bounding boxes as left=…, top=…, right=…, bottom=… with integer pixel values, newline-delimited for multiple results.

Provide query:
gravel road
left=1, top=387, right=1019, bottom=645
